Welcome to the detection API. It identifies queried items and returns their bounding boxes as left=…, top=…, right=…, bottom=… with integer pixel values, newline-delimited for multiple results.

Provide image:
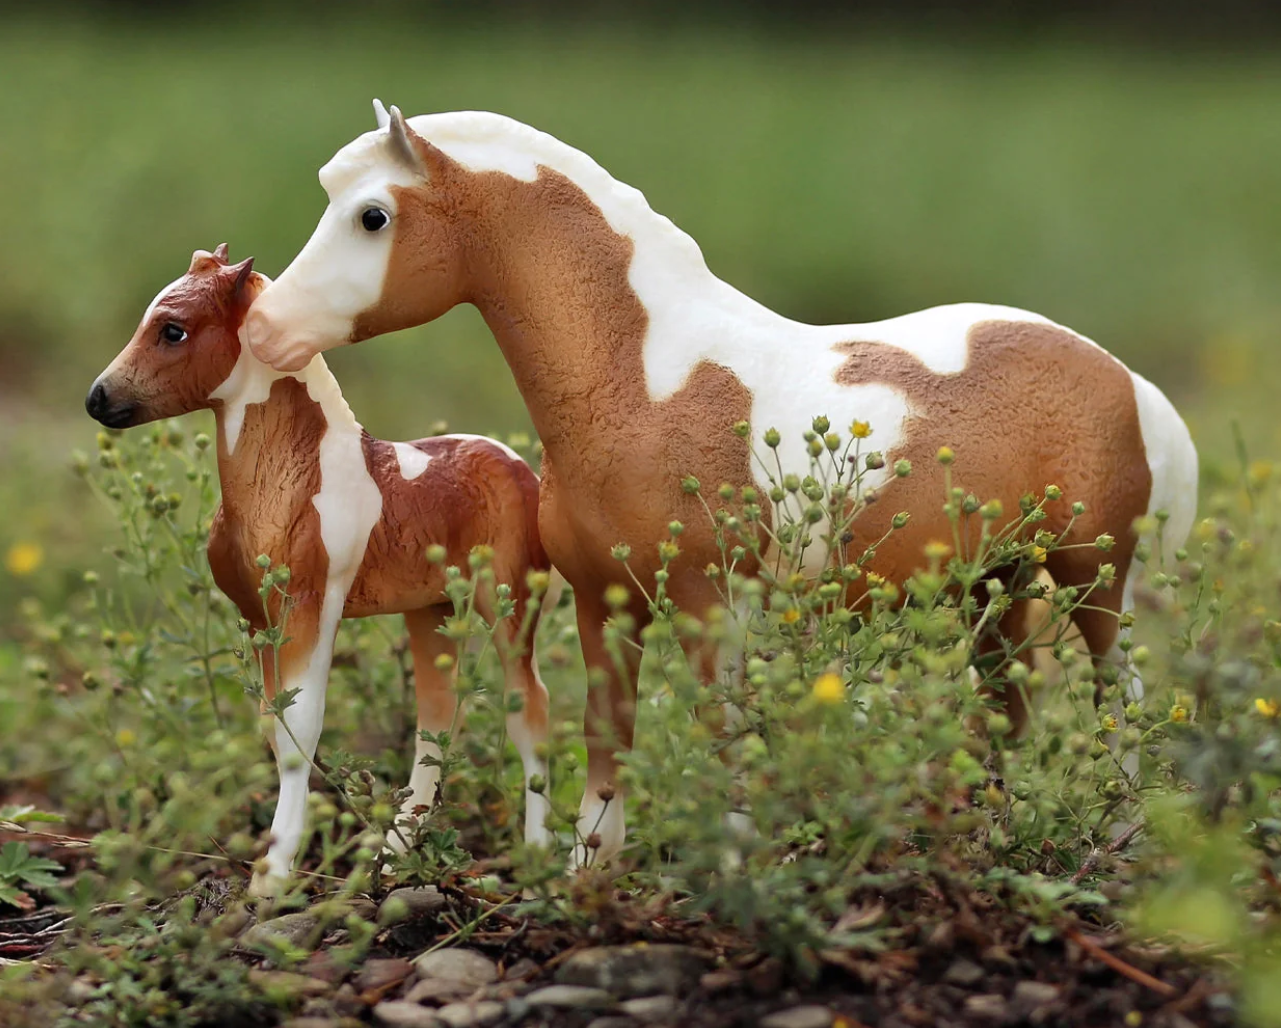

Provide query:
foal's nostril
left=85, top=382, right=108, bottom=419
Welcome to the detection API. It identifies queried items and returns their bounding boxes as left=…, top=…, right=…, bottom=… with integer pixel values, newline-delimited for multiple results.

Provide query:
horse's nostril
left=241, top=309, right=269, bottom=349
left=85, top=382, right=107, bottom=419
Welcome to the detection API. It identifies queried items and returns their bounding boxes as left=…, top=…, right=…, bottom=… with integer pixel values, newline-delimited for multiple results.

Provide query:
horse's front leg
left=250, top=593, right=333, bottom=897
left=570, top=592, right=643, bottom=869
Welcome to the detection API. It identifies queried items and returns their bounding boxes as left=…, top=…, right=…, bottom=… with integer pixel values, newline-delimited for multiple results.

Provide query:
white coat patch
left=393, top=442, right=432, bottom=480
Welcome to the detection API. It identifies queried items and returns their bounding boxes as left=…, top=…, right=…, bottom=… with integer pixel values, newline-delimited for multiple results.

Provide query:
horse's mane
left=338, top=110, right=714, bottom=281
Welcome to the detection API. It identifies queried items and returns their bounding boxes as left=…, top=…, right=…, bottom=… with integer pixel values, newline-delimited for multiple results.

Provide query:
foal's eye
left=160, top=323, right=187, bottom=345
left=360, top=207, right=391, bottom=233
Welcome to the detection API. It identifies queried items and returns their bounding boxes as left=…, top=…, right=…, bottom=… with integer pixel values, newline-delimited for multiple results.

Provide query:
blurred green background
left=2, top=9, right=1278, bottom=619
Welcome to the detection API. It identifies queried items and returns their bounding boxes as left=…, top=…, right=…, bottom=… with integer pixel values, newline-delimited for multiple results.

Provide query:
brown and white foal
left=86, top=246, right=552, bottom=895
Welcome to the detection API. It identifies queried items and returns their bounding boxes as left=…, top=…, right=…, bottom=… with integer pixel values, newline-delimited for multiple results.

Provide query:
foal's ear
left=228, top=257, right=256, bottom=302
left=189, top=248, right=223, bottom=275
left=386, top=105, right=449, bottom=179
left=373, top=98, right=390, bottom=130
left=213, top=242, right=230, bottom=263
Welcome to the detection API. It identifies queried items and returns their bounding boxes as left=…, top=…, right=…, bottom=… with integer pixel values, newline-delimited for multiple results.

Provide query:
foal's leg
left=251, top=620, right=279, bottom=760
left=390, top=605, right=457, bottom=852
left=571, top=593, right=643, bottom=869
left=251, top=592, right=333, bottom=897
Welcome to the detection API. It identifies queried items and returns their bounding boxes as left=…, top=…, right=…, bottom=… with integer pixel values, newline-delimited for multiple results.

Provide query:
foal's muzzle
left=85, top=381, right=137, bottom=429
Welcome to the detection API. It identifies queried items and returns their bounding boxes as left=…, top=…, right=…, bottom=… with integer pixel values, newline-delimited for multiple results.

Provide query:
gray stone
left=372, top=1001, right=442, bottom=1027
left=1012, top=981, right=1061, bottom=1008
left=943, top=959, right=986, bottom=987
left=435, top=1000, right=504, bottom=1028
left=503, top=956, right=541, bottom=981
left=963, top=994, right=1008, bottom=1021
left=759, top=1006, right=833, bottom=1028
left=412, top=948, right=499, bottom=988
left=249, top=970, right=333, bottom=998
left=380, top=886, right=447, bottom=924
left=242, top=912, right=321, bottom=949
left=405, top=978, right=473, bottom=1005
left=354, top=958, right=414, bottom=994
left=621, top=995, right=679, bottom=1021
left=555, top=944, right=708, bottom=998
left=526, top=984, right=617, bottom=1009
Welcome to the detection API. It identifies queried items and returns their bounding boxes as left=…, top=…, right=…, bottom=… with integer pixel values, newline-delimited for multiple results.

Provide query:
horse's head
left=86, top=245, right=261, bottom=428
left=243, top=101, right=467, bottom=372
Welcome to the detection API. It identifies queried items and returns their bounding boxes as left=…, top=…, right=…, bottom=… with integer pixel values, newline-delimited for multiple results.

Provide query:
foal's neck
left=212, top=348, right=361, bottom=498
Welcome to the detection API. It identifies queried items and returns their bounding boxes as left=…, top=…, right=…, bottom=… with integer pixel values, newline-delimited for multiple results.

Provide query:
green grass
left=6, top=17, right=1281, bottom=411
left=5, top=17, right=1281, bottom=620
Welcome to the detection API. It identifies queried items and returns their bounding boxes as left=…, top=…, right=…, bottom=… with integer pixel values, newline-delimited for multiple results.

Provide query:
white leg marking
left=251, top=607, right=341, bottom=897
left=572, top=782, right=626, bottom=869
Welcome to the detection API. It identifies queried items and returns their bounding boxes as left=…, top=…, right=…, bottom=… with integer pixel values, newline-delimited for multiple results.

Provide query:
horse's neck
left=468, top=170, right=788, bottom=463
left=213, top=351, right=362, bottom=503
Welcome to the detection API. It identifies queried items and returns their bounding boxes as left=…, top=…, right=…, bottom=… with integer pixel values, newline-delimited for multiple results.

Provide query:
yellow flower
left=1255, top=698, right=1279, bottom=719
left=781, top=608, right=802, bottom=625
left=5, top=542, right=43, bottom=577
left=1101, top=713, right=1119, bottom=733
left=1031, top=545, right=1048, bottom=564
left=936, top=446, right=955, bottom=465
left=850, top=420, right=871, bottom=439
left=813, top=672, right=844, bottom=704
left=923, top=541, right=951, bottom=561
left=865, top=571, right=885, bottom=587
left=115, top=729, right=136, bottom=748
left=1169, top=705, right=1189, bottom=723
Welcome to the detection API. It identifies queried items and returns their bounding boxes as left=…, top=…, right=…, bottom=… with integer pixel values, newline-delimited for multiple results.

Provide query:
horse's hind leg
left=1046, top=548, right=1142, bottom=790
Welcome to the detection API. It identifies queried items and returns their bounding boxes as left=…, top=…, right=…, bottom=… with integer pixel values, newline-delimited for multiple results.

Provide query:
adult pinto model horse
left=243, top=104, right=1199, bottom=864
left=87, top=246, right=554, bottom=895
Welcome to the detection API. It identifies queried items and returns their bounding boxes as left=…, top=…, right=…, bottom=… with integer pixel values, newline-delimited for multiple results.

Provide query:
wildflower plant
left=2, top=416, right=1280, bottom=1022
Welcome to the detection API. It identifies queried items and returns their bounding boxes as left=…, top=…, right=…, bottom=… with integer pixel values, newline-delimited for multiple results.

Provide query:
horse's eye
left=360, top=207, right=391, bottom=233
left=160, top=322, right=187, bottom=345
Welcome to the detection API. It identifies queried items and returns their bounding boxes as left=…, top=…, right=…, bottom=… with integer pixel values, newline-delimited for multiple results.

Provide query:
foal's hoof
left=248, top=869, right=287, bottom=899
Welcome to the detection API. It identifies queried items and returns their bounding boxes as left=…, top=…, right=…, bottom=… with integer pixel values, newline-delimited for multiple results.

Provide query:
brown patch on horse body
left=367, top=158, right=763, bottom=600
left=832, top=320, right=1151, bottom=654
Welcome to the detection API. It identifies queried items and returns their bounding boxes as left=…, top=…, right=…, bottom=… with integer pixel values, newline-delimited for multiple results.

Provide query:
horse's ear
left=373, top=98, right=390, bottom=130
left=387, top=105, right=423, bottom=173
left=213, top=243, right=230, bottom=263
left=386, top=105, right=450, bottom=179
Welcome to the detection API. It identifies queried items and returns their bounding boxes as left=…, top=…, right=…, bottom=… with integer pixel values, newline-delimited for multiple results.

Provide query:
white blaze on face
left=243, top=132, right=423, bottom=368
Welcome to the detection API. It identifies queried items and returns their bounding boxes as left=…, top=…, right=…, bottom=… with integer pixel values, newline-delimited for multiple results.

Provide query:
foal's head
left=243, top=102, right=469, bottom=372
left=86, top=246, right=260, bottom=428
